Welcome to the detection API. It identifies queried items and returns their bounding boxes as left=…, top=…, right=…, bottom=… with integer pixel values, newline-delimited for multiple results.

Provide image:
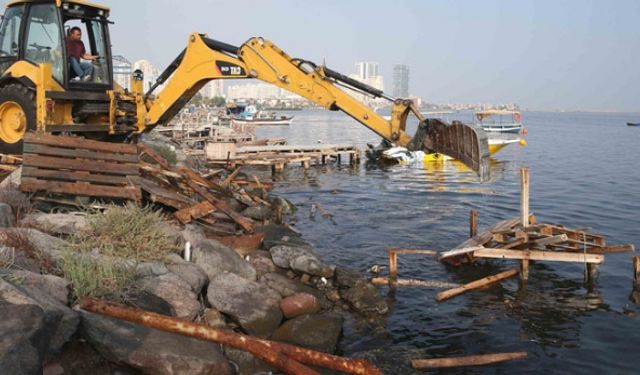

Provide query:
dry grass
left=68, top=203, right=180, bottom=263
left=60, top=251, right=136, bottom=300
left=0, top=229, right=56, bottom=273
left=0, top=185, right=33, bottom=222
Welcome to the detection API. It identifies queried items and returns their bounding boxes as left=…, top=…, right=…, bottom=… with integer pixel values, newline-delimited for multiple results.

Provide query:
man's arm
left=82, top=52, right=98, bottom=61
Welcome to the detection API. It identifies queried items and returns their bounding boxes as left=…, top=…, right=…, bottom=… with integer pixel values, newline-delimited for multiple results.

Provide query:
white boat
left=474, top=110, right=524, bottom=134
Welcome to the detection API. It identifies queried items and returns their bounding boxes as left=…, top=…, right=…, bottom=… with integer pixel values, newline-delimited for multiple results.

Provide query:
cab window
left=24, top=3, right=64, bottom=83
left=0, top=5, right=24, bottom=58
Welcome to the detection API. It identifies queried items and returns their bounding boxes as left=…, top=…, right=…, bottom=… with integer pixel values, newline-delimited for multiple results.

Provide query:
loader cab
left=0, top=0, right=113, bottom=90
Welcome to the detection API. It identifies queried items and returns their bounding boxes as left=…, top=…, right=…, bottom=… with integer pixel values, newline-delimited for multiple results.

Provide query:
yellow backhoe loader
left=0, top=0, right=489, bottom=178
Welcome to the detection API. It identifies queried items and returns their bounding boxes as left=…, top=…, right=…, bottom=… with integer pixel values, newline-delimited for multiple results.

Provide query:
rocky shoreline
left=0, top=178, right=389, bottom=374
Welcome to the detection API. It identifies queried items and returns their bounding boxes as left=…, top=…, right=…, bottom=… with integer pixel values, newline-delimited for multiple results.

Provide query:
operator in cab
left=66, top=27, right=98, bottom=82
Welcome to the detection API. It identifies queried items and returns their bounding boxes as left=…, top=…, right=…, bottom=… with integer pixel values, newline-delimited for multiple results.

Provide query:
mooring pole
left=520, top=168, right=530, bottom=281
left=470, top=209, right=478, bottom=238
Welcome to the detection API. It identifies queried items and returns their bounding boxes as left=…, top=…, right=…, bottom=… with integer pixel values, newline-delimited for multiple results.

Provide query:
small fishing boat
left=474, top=110, right=524, bottom=134
left=228, top=104, right=293, bottom=126
left=627, top=122, right=640, bottom=127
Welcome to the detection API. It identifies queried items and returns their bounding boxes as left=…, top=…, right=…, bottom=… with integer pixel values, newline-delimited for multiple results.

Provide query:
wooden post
left=520, top=259, right=529, bottom=281
left=586, top=263, right=599, bottom=284
left=321, top=155, right=326, bottom=164
left=634, top=256, right=640, bottom=287
left=520, top=168, right=530, bottom=228
left=469, top=209, right=478, bottom=238
left=388, top=249, right=398, bottom=288
left=337, top=154, right=342, bottom=164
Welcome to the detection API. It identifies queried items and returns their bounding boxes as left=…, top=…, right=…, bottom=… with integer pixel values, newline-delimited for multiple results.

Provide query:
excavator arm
left=143, top=34, right=489, bottom=179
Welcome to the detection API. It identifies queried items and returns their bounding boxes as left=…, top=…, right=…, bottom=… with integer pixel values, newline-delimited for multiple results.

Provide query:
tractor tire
left=0, top=83, right=36, bottom=155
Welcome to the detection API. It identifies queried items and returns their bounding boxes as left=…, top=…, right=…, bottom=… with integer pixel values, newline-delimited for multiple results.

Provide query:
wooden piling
left=586, top=263, right=599, bottom=284
left=388, top=249, right=398, bottom=288
left=470, top=209, right=478, bottom=238
left=520, top=168, right=530, bottom=228
left=634, top=256, right=640, bottom=287
left=520, top=259, right=529, bottom=281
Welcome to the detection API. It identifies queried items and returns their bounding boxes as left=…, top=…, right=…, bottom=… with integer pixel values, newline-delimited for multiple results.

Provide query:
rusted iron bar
left=411, top=351, right=527, bottom=369
left=79, top=298, right=382, bottom=375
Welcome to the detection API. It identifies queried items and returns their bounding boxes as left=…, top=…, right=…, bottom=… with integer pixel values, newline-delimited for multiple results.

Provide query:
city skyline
left=99, top=0, right=640, bottom=112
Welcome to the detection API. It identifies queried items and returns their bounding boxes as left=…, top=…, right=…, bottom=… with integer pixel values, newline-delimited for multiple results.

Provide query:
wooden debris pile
left=16, top=133, right=277, bottom=238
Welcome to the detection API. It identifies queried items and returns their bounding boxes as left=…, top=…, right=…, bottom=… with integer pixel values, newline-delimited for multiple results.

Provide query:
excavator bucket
left=408, top=119, right=490, bottom=181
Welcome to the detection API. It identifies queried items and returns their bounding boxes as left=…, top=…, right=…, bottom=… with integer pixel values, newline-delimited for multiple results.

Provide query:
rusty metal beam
left=79, top=298, right=382, bottom=375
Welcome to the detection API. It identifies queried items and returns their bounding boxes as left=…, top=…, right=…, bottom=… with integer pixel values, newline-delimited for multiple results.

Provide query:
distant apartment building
left=201, top=80, right=224, bottom=98
left=345, top=61, right=385, bottom=106
left=393, top=64, right=409, bottom=98
left=112, top=55, right=132, bottom=91
left=133, top=59, right=160, bottom=92
left=355, top=61, right=378, bottom=80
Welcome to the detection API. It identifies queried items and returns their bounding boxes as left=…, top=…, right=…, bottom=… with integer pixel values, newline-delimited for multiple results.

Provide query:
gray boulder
left=246, top=250, right=277, bottom=278
left=3, top=272, right=78, bottom=354
left=166, top=259, right=208, bottom=294
left=0, top=203, right=15, bottom=228
left=223, top=347, right=276, bottom=375
left=139, top=273, right=200, bottom=320
left=270, top=245, right=334, bottom=277
left=0, top=280, right=49, bottom=374
left=259, top=272, right=329, bottom=308
left=340, top=279, right=389, bottom=315
left=241, top=206, right=272, bottom=221
left=182, top=225, right=256, bottom=281
left=207, top=271, right=282, bottom=338
left=80, top=311, right=232, bottom=375
left=334, top=267, right=366, bottom=288
left=270, top=313, right=343, bottom=354
left=21, top=212, right=90, bottom=235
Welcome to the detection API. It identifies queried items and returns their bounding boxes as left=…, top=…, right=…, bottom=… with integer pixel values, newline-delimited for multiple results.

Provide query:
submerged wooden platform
left=207, top=143, right=361, bottom=173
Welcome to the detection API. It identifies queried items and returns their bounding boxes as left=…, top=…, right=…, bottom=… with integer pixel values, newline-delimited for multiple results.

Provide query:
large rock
left=2, top=271, right=78, bottom=355
left=80, top=311, right=232, bottom=375
left=181, top=225, right=256, bottom=281
left=280, top=293, right=321, bottom=318
left=139, top=273, right=200, bottom=320
left=0, top=280, right=50, bottom=374
left=270, top=313, right=343, bottom=354
left=223, top=347, right=276, bottom=375
left=0, top=272, right=78, bottom=373
left=21, top=212, right=90, bottom=235
left=334, top=267, right=366, bottom=288
left=259, top=272, right=328, bottom=309
left=270, top=245, right=334, bottom=277
left=166, top=256, right=208, bottom=294
left=247, top=250, right=277, bottom=278
left=207, top=271, right=282, bottom=338
left=241, top=206, right=272, bottom=221
left=0, top=203, right=15, bottom=228
left=340, top=279, right=389, bottom=315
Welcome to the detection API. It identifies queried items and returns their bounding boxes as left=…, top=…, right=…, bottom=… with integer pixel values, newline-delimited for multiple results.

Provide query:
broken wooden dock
left=206, top=143, right=361, bottom=173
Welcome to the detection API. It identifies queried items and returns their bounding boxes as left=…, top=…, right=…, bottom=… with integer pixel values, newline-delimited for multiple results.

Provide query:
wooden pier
left=206, top=143, right=361, bottom=173
left=374, top=167, right=635, bottom=302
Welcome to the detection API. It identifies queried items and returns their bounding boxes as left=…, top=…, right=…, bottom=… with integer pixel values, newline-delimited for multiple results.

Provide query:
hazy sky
left=8, top=0, right=640, bottom=111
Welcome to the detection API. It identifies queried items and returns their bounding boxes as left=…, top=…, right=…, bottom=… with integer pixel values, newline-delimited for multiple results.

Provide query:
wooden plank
left=174, top=201, right=216, bottom=225
left=435, top=268, right=519, bottom=301
left=23, top=154, right=139, bottom=175
left=439, top=246, right=486, bottom=261
left=23, top=143, right=139, bottom=163
left=129, top=176, right=195, bottom=209
left=138, top=143, right=172, bottom=170
left=220, top=167, right=242, bottom=188
left=20, top=178, right=140, bottom=200
left=179, top=171, right=255, bottom=233
left=520, top=168, right=529, bottom=227
left=411, top=352, right=528, bottom=369
left=533, top=234, right=568, bottom=246
left=634, top=256, right=640, bottom=287
left=473, top=248, right=604, bottom=264
left=21, top=167, right=130, bottom=185
left=388, top=249, right=438, bottom=256
left=24, top=132, right=137, bottom=154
